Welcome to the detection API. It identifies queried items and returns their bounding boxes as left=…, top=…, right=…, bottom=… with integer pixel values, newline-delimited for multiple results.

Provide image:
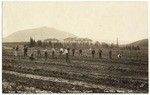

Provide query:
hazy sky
left=3, top=2, right=148, bottom=44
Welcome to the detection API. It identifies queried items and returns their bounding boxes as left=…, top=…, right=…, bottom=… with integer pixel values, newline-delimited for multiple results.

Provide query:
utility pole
left=116, top=37, right=119, bottom=47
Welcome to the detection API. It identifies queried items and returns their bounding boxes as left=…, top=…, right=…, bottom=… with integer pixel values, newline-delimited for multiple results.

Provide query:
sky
left=3, top=2, right=148, bottom=44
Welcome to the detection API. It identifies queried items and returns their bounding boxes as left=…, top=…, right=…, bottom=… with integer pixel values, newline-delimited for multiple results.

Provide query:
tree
left=42, top=42, right=48, bottom=47
left=136, top=46, right=140, bottom=50
left=132, top=45, right=135, bottom=50
left=128, top=46, right=132, bottom=50
left=29, top=37, right=34, bottom=47
left=49, top=41, right=52, bottom=48
left=94, top=41, right=100, bottom=47
left=33, top=39, right=36, bottom=46
left=110, top=43, right=115, bottom=49
left=37, top=40, right=42, bottom=47
left=59, top=42, right=63, bottom=48
left=72, top=43, right=77, bottom=48
left=101, top=42, right=109, bottom=48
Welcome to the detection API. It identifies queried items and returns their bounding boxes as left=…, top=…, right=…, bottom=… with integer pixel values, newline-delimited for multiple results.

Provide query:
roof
left=64, top=37, right=92, bottom=42
left=44, top=38, right=59, bottom=42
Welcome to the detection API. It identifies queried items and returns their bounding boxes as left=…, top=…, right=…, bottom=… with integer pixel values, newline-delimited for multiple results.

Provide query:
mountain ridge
left=3, top=26, right=77, bottom=42
left=118, top=39, right=148, bottom=48
left=128, top=39, right=148, bottom=47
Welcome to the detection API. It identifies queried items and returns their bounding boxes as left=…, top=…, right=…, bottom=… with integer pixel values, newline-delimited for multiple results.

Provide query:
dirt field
left=2, top=44, right=148, bottom=93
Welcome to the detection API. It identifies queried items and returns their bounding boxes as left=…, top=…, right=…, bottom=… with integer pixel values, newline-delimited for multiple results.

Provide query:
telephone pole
left=116, top=37, right=119, bottom=47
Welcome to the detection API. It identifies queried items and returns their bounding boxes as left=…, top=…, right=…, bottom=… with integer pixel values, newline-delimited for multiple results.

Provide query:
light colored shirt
left=118, top=54, right=122, bottom=58
left=60, top=48, right=63, bottom=52
left=63, top=49, right=68, bottom=54
left=52, top=48, right=55, bottom=52
left=44, top=49, right=48, bottom=52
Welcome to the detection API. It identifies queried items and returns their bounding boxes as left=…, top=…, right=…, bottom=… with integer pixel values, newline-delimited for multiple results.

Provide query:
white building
left=64, top=37, right=92, bottom=43
left=44, top=38, right=59, bottom=43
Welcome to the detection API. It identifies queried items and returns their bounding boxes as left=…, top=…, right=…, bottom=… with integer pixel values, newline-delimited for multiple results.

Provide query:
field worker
left=98, top=49, right=102, bottom=59
left=79, top=49, right=82, bottom=56
left=63, top=49, right=70, bottom=63
left=137, top=51, right=141, bottom=54
left=137, top=51, right=141, bottom=59
left=52, top=48, right=55, bottom=58
left=89, top=48, right=92, bottom=51
left=117, top=53, right=122, bottom=59
left=44, top=49, right=48, bottom=59
left=26, top=46, right=29, bottom=56
left=92, top=49, right=95, bottom=58
left=109, top=50, right=112, bottom=59
left=24, top=45, right=28, bottom=57
left=72, top=49, right=75, bottom=56
left=12, top=47, right=15, bottom=50
left=59, top=48, right=63, bottom=56
left=29, top=53, right=35, bottom=60
left=37, top=48, right=41, bottom=57
left=67, top=48, right=70, bottom=54
left=89, top=48, right=91, bottom=53
left=14, top=45, right=19, bottom=56
left=23, top=45, right=26, bottom=57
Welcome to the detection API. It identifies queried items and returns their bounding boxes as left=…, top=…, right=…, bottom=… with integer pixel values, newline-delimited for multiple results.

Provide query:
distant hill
left=127, top=39, right=148, bottom=47
left=3, top=26, right=77, bottom=42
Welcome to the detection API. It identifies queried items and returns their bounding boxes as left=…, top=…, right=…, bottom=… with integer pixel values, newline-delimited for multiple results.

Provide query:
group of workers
left=14, top=45, right=122, bottom=63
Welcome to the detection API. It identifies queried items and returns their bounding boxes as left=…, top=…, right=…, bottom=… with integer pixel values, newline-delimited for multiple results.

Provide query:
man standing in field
left=79, top=49, right=82, bottom=56
left=29, top=53, right=35, bottom=60
left=23, top=45, right=26, bottom=57
left=23, top=45, right=28, bottom=57
left=37, top=48, right=41, bottom=57
left=59, top=48, right=63, bottom=56
left=14, top=45, right=19, bottom=56
left=109, top=50, right=112, bottom=59
left=44, top=49, right=48, bottom=59
left=67, top=48, right=70, bottom=54
left=52, top=48, right=55, bottom=58
left=98, top=49, right=102, bottom=59
left=92, top=49, right=95, bottom=58
left=72, top=49, right=75, bottom=56
left=63, top=49, right=70, bottom=63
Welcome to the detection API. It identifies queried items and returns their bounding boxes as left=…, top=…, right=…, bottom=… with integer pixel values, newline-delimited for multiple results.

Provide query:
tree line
left=29, top=37, right=140, bottom=50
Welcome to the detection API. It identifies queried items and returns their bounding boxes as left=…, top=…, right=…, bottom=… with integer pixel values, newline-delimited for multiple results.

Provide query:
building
left=64, top=37, right=92, bottom=43
left=44, top=38, right=59, bottom=43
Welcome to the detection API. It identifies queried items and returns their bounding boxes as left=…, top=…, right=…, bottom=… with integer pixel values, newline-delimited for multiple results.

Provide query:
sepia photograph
left=2, top=1, right=148, bottom=93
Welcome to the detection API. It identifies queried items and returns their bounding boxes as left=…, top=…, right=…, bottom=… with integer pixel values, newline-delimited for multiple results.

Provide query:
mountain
left=3, top=26, right=77, bottom=42
left=127, top=39, right=148, bottom=47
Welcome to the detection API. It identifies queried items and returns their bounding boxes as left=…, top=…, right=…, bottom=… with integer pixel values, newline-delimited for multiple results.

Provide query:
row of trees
left=29, top=37, right=140, bottom=50
left=122, top=45, right=140, bottom=50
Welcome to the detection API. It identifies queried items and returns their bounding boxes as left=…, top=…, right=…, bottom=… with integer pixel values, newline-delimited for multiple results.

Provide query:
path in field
left=2, top=46, right=12, bottom=50
left=3, top=70, right=130, bottom=93
left=3, top=81, right=49, bottom=93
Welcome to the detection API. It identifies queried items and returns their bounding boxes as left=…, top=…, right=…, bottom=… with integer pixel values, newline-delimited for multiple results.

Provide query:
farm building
left=44, top=38, right=59, bottom=43
left=64, top=37, right=92, bottom=43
